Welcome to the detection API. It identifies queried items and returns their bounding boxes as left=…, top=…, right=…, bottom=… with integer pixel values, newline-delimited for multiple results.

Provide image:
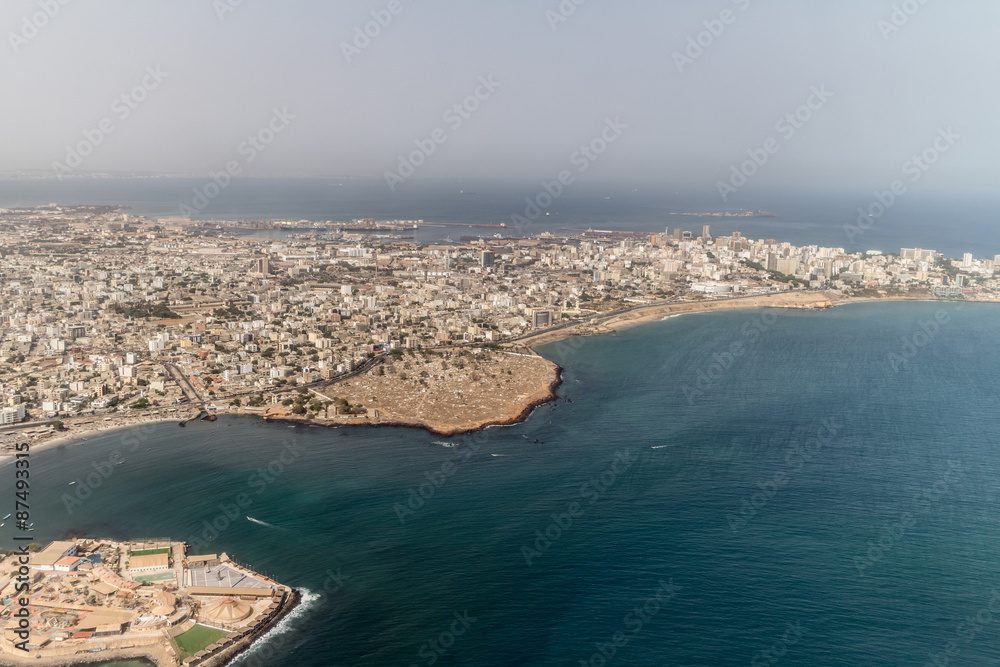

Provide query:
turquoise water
left=6, top=302, right=1000, bottom=665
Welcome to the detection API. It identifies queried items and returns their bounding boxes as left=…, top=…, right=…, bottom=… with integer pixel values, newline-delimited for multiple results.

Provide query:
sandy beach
left=513, top=290, right=845, bottom=349
left=0, top=413, right=196, bottom=464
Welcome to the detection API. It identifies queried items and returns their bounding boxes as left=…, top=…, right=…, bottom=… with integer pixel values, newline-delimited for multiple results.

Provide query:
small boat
left=0, top=523, right=5, bottom=527
left=117, top=461, right=124, bottom=465
left=2, top=514, right=10, bottom=520
left=69, top=481, right=76, bottom=485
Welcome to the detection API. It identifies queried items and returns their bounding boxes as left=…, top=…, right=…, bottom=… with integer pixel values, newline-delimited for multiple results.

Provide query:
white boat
left=2, top=514, right=10, bottom=520
left=69, top=481, right=76, bottom=485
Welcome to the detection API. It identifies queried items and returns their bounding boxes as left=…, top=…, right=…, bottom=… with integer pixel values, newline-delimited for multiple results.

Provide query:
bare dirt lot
left=313, top=348, right=561, bottom=436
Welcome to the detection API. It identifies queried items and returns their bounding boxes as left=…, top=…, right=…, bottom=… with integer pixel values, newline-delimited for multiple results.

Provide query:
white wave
left=228, top=588, right=322, bottom=665
left=650, top=445, right=670, bottom=449
left=247, top=516, right=277, bottom=528
left=433, top=441, right=458, bottom=447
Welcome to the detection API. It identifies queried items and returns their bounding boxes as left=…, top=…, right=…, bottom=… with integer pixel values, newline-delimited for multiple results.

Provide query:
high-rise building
left=529, top=309, right=554, bottom=328
left=252, top=257, right=270, bottom=275
left=962, top=253, right=973, bottom=268
left=702, top=225, right=711, bottom=239
left=481, top=251, right=496, bottom=268
left=901, top=248, right=935, bottom=262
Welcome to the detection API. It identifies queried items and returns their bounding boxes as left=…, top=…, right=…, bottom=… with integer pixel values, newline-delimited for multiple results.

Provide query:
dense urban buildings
left=0, top=204, right=995, bottom=436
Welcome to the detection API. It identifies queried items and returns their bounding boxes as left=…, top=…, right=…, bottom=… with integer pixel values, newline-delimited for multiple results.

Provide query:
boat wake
left=228, top=589, right=321, bottom=665
left=433, top=441, right=458, bottom=448
left=650, top=445, right=670, bottom=449
left=491, top=454, right=509, bottom=457
left=247, top=516, right=278, bottom=528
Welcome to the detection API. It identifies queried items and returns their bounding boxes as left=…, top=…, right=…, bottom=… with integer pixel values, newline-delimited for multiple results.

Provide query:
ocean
left=6, top=301, right=1000, bottom=666
left=0, top=178, right=997, bottom=257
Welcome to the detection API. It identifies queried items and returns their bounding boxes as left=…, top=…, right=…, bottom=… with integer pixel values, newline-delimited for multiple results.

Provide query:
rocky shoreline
left=262, top=365, right=564, bottom=437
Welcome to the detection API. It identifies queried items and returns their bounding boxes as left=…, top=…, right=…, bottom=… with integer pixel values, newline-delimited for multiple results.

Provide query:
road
left=163, top=363, right=203, bottom=405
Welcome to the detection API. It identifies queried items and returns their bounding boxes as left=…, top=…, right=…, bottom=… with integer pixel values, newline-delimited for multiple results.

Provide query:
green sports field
left=174, top=624, right=230, bottom=659
left=130, top=547, right=171, bottom=557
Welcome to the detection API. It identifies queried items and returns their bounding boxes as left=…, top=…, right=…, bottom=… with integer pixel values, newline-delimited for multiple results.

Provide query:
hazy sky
left=3, top=0, right=998, bottom=193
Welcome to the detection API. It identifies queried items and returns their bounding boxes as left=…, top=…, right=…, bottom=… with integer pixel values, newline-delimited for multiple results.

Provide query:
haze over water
left=9, top=301, right=1000, bottom=666
left=1, top=179, right=997, bottom=258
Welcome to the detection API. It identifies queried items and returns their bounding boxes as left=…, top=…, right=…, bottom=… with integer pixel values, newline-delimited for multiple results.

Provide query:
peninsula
left=0, top=538, right=298, bottom=667
left=0, top=204, right=995, bottom=450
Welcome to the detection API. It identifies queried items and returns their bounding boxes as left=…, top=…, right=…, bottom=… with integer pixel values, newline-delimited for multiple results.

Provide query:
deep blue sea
left=5, top=301, right=1000, bottom=666
left=0, top=178, right=997, bottom=257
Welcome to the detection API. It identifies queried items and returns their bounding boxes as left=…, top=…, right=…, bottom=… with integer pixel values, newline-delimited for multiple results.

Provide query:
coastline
left=262, top=364, right=563, bottom=437
left=0, top=589, right=301, bottom=667
left=514, top=292, right=998, bottom=350
left=5, top=294, right=994, bottom=457
left=0, top=416, right=191, bottom=465
left=513, top=290, right=845, bottom=350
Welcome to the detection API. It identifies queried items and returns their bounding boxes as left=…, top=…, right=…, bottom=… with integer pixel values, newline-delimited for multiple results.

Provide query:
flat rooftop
left=188, top=564, right=272, bottom=590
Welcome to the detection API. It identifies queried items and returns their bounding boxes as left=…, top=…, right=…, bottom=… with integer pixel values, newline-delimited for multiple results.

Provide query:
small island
left=670, top=210, right=777, bottom=218
left=0, top=538, right=298, bottom=666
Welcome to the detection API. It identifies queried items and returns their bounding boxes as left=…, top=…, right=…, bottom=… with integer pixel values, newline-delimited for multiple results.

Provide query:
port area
left=0, top=538, right=298, bottom=666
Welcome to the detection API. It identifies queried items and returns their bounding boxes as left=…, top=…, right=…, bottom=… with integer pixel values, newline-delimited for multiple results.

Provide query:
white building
left=0, top=405, right=26, bottom=425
